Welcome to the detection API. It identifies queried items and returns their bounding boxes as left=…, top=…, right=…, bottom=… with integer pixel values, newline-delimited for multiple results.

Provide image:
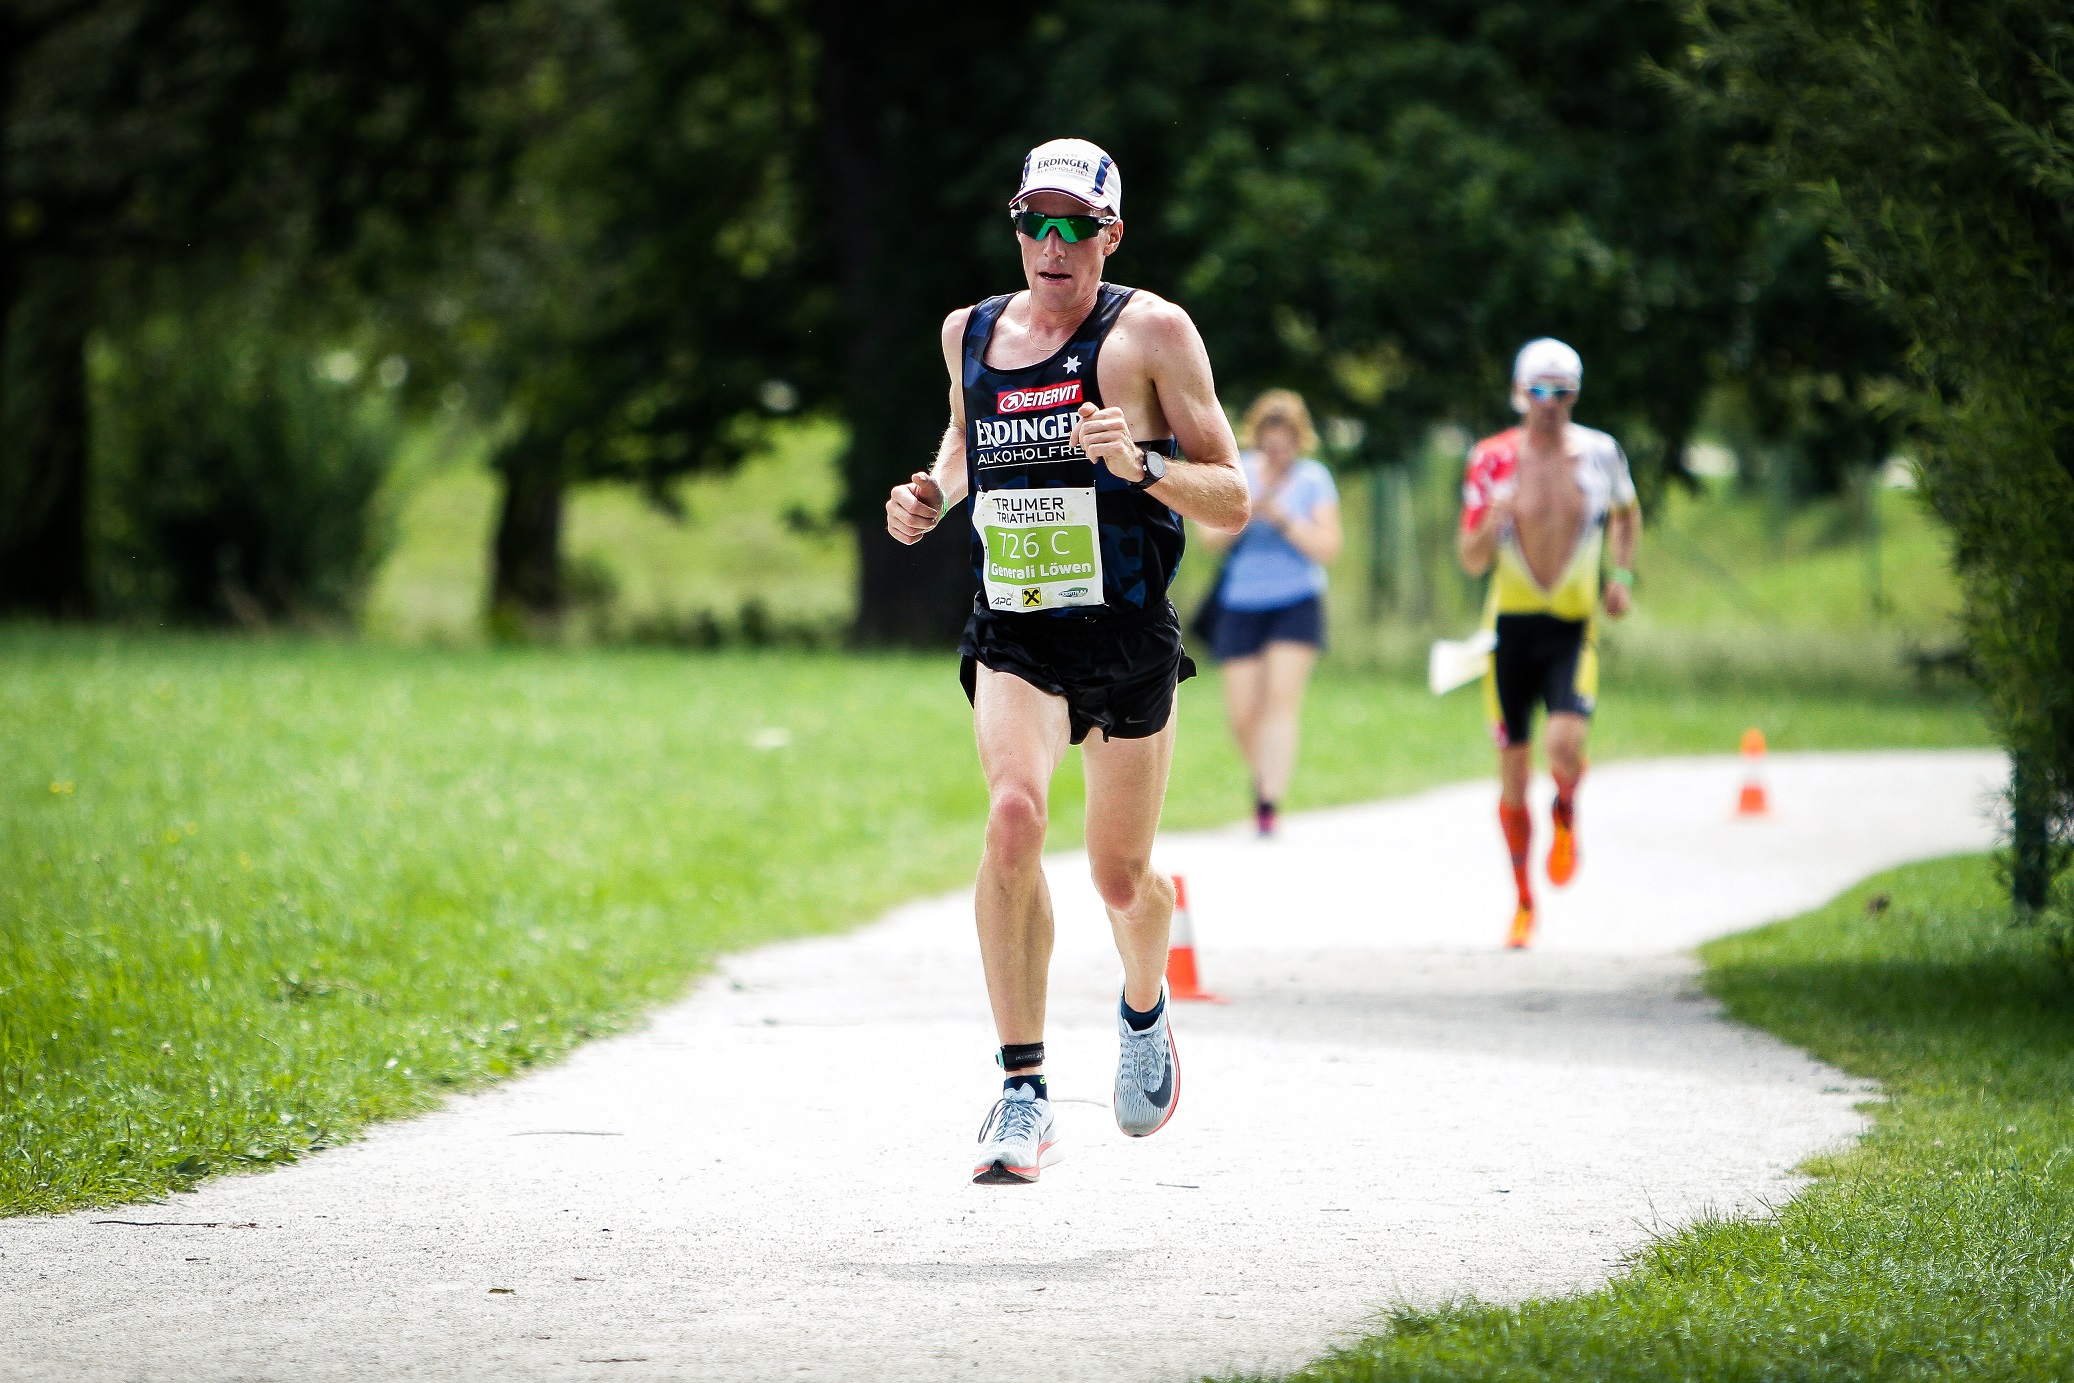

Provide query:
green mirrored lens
left=1014, top=211, right=1101, bottom=243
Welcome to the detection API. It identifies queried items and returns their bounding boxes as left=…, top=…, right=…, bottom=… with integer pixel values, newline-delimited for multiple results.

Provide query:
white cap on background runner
left=1512, top=337, right=1583, bottom=388
left=1511, top=338, right=1583, bottom=412
left=1010, top=138, right=1122, bottom=215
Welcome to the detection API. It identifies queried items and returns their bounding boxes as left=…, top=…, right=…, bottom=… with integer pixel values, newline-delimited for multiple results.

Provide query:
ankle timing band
left=998, top=1042, right=1045, bottom=1072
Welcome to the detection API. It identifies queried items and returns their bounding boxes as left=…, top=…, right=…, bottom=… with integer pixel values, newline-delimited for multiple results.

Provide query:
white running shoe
left=972, top=1084, right=1058, bottom=1185
left=1114, top=988, right=1180, bottom=1137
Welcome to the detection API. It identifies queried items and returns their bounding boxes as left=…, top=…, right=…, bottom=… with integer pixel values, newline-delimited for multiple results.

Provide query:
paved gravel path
left=0, top=750, right=2003, bottom=1382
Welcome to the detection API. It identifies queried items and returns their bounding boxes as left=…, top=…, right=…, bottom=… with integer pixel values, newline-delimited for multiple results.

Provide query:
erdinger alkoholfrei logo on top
left=972, top=379, right=1086, bottom=468
left=973, top=409, right=1080, bottom=464
left=996, top=381, right=1082, bottom=414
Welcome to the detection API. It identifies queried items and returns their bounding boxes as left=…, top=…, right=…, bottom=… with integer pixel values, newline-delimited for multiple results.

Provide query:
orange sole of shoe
left=1547, top=829, right=1576, bottom=887
left=1506, top=907, right=1535, bottom=949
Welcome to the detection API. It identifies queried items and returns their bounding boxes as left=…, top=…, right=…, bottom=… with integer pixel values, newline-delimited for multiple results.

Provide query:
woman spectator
left=1202, top=390, right=1343, bottom=836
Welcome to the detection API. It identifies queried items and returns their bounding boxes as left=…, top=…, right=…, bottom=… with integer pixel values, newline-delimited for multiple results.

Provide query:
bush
left=93, top=303, right=401, bottom=625
left=1690, top=0, right=2074, bottom=907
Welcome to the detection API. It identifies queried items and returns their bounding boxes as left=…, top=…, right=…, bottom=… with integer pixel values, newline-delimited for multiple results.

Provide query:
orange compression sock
left=1498, top=801, right=1534, bottom=910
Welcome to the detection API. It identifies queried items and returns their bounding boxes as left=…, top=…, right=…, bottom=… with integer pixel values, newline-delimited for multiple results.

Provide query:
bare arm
left=886, top=310, right=974, bottom=544
left=1601, top=503, right=1640, bottom=617
left=1074, top=301, right=1250, bottom=534
left=1457, top=499, right=1510, bottom=577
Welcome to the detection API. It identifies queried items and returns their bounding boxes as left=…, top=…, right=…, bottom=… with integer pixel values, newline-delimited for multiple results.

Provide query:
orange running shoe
left=1547, top=800, right=1578, bottom=887
left=1506, top=903, right=1536, bottom=950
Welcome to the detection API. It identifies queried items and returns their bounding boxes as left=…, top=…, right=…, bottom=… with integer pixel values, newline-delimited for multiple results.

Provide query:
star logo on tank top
left=1062, top=355, right=1080, bottom=374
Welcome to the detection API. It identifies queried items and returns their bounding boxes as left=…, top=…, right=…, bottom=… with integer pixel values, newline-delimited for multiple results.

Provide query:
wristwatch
left=1129, top=448, right=1167, bottom=489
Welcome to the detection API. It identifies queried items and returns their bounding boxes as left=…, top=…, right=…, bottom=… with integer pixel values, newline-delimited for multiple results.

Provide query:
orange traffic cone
left=1165, top=874, right=1228, bottom=1003
left=1737, top=728, right=1769, bottom=815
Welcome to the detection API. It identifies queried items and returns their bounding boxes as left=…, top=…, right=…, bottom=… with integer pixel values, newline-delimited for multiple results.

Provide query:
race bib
left=973, top=487, right=1104, bottom=612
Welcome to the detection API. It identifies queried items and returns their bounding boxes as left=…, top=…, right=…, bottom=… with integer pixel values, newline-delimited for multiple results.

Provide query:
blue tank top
left=961, top=283, right=1184, bottom=622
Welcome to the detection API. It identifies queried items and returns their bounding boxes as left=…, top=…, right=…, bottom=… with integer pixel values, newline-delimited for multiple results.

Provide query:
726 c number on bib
left=974, top=487, right=1104, bottom=612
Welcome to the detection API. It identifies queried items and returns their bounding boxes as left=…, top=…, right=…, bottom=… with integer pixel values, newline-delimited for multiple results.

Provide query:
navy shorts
left=1210, top=595, right=1325, bottom=661
left=1485, top=613, right=1597, bottom=748
left=960, top=602, right=1196, bottom=746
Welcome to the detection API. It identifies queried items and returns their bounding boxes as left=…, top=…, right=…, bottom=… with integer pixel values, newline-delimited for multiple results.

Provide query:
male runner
left=885, top=138, right=1249, bottom=1184
left=1457, top=338, right=1640, bottom=949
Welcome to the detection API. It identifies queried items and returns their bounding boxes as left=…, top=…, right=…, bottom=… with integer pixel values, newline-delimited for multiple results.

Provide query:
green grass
left=361, top=418, right=852, bottom=644
left=1248, top=854, right=2074, bottom=1382
left=0, top=630, right=1986, bottom=1216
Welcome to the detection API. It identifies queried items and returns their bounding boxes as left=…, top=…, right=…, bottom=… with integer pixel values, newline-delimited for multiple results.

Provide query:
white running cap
left=1011, top=138, right=1122, bottom=215
left=1512, top=337, right=1583, bottom=388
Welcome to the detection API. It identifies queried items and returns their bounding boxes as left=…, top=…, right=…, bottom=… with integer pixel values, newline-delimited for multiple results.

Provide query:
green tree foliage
left=1052, top=1, right=1742, bottom=481
left=825, top=0, right=1910, bottom=638
left=1, top=0, right=499, bottom=617
left=442, top=0, right=829, bottom=628
left=92, top=281, right=402, bottom=623
left=1689, top=0, right=2074, bottom=906
left=242, top=0, right=1905, bottom=645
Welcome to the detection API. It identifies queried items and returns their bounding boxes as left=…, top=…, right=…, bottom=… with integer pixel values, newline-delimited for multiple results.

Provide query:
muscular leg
left=1253, top=641, right=1318, bottom=805
left=1499, top=742, right=1533, bottom=809
left=1082, top=707, right=1179, bottom=1012
left=1543, top=710, right=1589, bottom=885
left=1220, top=654, right=1267, bottom=790
left=1497, top=735, right=1535, bottom=926
left=1545, top=712, right=1589, bottom=789
left=973, top=668, right=1072, bottom=1073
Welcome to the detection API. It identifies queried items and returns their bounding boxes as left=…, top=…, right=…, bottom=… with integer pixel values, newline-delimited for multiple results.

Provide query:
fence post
left=1366, top=467, right=1391, bottom=620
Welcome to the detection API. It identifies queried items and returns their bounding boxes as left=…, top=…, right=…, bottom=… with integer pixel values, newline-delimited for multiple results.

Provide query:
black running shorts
left=959, top=603, right=1197, bottom=745
left=1485, top=612, right=1597, bottom=748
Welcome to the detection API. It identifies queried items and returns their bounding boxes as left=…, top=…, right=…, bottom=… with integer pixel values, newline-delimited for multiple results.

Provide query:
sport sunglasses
left=1011, top=209, right=1118, bottom=243
left=1527, top=383, right=1578, bottom=401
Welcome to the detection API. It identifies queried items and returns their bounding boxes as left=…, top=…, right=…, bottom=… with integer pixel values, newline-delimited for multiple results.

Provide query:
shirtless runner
left=1457, top=339, right=1641, bottom=949
left=885, top=138, right=1249, bottom=1183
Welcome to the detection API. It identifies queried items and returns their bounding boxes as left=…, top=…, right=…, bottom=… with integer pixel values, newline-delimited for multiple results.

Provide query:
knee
left=1090, top=856, right=1157, bottom=915
left=986, top=784, right=1048, bottom=863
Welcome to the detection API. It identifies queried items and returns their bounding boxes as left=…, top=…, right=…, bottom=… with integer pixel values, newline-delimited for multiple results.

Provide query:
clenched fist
left=1071, top=403, right=1144, bottom=483
left=886, top=471, right=946, bottom=545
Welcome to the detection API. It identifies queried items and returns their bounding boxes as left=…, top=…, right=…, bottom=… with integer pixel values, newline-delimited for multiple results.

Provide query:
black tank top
left=961, top=283, right=1184, bottom=622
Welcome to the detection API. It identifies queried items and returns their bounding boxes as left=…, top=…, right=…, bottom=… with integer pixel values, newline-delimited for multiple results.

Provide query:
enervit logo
left=996, top=381, right=1082, bottom=415
left=1062, top=586, right=1089, bottom=598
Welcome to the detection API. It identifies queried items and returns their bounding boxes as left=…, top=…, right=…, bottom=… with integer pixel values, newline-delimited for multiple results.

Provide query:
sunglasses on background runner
left=1011, top=209, right=1118, bottom=243
left=1527, top=383, right=1579, bottom=401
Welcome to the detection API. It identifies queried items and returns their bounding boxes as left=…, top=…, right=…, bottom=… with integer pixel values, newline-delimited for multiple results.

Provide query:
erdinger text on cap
left=1011, top=138, right=1122, bottom=216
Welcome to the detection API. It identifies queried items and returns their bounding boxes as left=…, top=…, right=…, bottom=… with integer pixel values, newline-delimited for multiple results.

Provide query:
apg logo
left=996, top=381, right=1082, bottom=415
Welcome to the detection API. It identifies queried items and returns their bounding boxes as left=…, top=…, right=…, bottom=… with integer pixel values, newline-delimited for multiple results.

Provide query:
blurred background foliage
left=90, top=270, right=405, bottom=624
left=1, top=0, right=2064, bottom=896
left=1684, top=0, right=2074, bottom=914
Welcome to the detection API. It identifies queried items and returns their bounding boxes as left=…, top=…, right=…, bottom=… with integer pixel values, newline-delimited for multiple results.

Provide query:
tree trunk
left=488, top=444, right=565, bottom=633
left=0, top=259, right=94, bottom=618
left=816, top=0, right=972, bottom=647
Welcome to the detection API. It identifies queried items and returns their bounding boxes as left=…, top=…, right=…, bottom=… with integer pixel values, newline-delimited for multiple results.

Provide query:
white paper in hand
left=1428, top=629, right=1498, bottom=696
